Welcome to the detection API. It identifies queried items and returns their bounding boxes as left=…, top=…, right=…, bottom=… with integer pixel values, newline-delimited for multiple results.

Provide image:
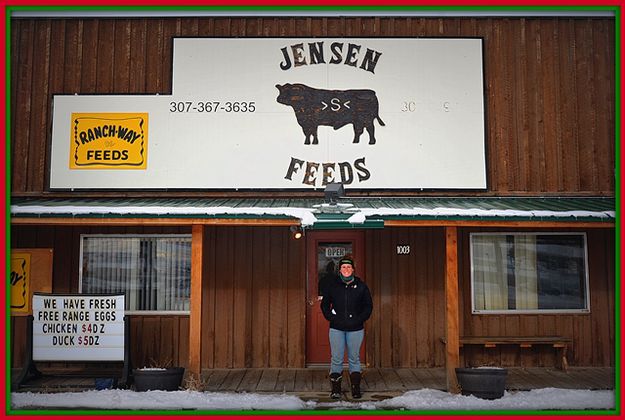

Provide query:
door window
left=316, top=242, right=353, bottom=296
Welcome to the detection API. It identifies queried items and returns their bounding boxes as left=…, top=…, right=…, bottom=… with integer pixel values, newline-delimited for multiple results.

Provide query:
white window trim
left=79, top=233, right=192, bottom=314
left=469, top=232, right=591, bottom=314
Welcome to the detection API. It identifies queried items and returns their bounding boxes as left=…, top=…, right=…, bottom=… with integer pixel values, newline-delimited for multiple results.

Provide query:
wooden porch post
left=445, top=226, right=461, bottom=393
left=189, top=224, right=204, bottom=378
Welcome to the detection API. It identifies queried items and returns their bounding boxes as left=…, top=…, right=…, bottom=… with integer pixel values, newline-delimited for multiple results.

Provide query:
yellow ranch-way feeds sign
left=70, top=113, right=148, bottom=169
left=10, top=253, right=31, bottom=313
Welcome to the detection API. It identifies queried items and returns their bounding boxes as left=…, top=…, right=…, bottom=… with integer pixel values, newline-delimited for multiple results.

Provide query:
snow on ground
left=11, top=387, right=615, bottom=412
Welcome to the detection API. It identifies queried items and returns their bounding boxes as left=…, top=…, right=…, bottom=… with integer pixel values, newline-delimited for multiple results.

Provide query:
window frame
left=469, top=232, right=591, bottom=315
left=79, top=233, right=192, bottom=315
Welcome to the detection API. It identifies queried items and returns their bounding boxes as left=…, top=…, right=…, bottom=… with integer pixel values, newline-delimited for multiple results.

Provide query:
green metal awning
left=10, top=196, right=615, bottom=228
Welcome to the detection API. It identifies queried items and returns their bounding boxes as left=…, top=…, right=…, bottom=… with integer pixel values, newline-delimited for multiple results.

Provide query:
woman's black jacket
left=321, top=275, right=373, bottom=332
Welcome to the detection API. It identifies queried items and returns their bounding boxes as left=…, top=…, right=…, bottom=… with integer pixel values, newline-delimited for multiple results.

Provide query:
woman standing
left=320, top=256, right=373, bottom=399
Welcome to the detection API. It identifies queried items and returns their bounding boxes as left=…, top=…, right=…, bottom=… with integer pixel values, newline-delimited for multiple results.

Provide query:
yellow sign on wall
left=70, top=113, right=148, bottom=169
left=10, top=253, right=31, bottom=313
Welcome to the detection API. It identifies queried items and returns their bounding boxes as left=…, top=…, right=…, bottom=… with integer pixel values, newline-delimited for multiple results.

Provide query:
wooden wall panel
left=200, top=225, right=217, bottom=368
left=95, top=20, right=113, bottom=92
left=395, top=229, right=415, bottom=365
left=364, top=224, right=379, bottom=367
left=232, top=228, right=251, bottom=367
left=559, top=20, right=581, bottom=192
left=413, top=229, right=429, bottom=365
left=268, top=229, right=286, bottom=367
left=129, top=20, right=148, bottom=93
left=11, top=316, right=28, bottom=368
left=377, top=229, right=394, bottom=367
left=27, top=20, right=51, bottom=192
left=145, top=19, right=163, bottom=93
left=10, top=225, right=191, bottom=368
left=593, top=20, right=615, bottom=189
left=586, top=229, right=614, bottom=365
left=457, top=227, right=614, bottom=368
left=114, top=20, right=132, bottom=93
left=363, top=226, right=613, bottom=368
left=178, top=316, right=190, bottom=367
left=250, top=228, right=268, bottom=367
left=12, top=19, right=34, bottom=192
left=525, top=19, right=545, bottom=191
left=10, top=16, right=615, bottom=196
left=10, top=224, right=613, bottom=368
left=365, top=227, right=447, bottom=368
left=576, top=20, right=597, bottom=191
left=80, top=19, right=98, bottom=93
left=213, top=227, right=234, bottom=367
left=198, top=226, right=305, bottom=368
left=287, top=228, right=306, bottom=367
left=128, top=315, right=189, bottom=368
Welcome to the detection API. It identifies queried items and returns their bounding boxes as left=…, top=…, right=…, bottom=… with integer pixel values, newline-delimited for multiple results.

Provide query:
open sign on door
left=325, top=247, right=346, bottom=258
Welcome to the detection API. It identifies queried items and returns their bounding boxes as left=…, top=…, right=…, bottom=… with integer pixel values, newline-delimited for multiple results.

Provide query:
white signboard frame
left=32, top=293, right=125, bottom=361
left=49, top=37, right=486, bottom=190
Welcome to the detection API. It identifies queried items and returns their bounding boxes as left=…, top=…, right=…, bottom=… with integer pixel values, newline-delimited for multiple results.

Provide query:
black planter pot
left=133, top=367, right=185, bottom=391
left=455, top=367, right=508, bottom=400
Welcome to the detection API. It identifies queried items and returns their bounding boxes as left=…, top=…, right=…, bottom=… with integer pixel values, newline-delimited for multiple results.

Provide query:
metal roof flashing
left=10, top=196, right=615, bottom=228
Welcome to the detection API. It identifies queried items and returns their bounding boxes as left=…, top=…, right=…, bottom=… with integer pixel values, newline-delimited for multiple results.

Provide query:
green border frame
left=4, top=3, right=621, bottom=417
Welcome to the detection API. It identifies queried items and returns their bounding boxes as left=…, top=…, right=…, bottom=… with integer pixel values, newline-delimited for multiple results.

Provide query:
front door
left=306, top=230, right=365, bottom=366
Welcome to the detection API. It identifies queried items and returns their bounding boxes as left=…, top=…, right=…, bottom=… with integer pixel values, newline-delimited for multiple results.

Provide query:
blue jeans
left=329, top=328, right=364, bottom=374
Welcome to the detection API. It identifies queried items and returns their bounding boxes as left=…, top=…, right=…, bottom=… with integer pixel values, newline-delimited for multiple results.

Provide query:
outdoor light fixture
left=324, top=182, right=345, bottom=204
left=290, top=225, right=304, bottom=239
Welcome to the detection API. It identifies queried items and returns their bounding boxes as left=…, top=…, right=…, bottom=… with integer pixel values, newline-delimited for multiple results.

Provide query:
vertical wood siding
left=10, top=17, right=614, bottom=195
left=199, top=226, right=306, bottom=368
left=457, top=227, right=615, bottom=368
left=11, top=224, right=613, bottom=368
left=10, top=225, right=192, bottom=369
left=365, top=227, right=447, bottom=368
left=363, top=227, right=613, bottom=368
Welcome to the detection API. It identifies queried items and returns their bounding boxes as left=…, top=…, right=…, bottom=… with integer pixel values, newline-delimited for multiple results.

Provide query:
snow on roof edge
left=345, top=207, right=615, bottom=224
left=10, top=205, right=319, bottom=226
left=10, top=205, right=615, bottom=227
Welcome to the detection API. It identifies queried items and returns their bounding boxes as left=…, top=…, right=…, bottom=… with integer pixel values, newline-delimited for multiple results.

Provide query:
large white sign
left=32, top=294, right=125, bottom=361
left=50, top=38, right=486, bottom=190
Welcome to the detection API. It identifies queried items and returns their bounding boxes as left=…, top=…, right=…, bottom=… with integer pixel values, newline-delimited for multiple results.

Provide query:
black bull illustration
left=276, top=83, right=385, bottom=145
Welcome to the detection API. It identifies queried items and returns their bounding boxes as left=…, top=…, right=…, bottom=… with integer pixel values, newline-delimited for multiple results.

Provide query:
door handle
left=308, top=296, right=322, bottom=306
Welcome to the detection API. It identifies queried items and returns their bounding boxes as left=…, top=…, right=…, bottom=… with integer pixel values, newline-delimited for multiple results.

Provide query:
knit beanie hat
left=338, top=257, right=354, bottom=268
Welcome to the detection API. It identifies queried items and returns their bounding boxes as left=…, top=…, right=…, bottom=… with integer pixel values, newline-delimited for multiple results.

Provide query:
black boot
left=350, top=371, right=362, bottom=399
left=329, top=372, right=342, bottom=399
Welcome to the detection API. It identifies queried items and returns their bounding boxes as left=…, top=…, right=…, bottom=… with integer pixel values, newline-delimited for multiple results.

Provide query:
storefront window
left=80, top=235, right=191, bottom=313
left=470, top=233, right=589, bottom=313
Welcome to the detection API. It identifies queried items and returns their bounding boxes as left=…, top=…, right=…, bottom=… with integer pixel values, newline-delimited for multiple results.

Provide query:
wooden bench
left=440, top=336, right=572, bottom=371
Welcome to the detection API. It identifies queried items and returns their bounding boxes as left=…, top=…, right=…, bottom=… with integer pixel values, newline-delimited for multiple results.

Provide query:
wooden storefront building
left=9, top=9, right=616, bottom=392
